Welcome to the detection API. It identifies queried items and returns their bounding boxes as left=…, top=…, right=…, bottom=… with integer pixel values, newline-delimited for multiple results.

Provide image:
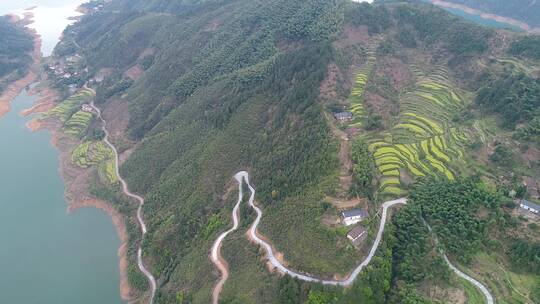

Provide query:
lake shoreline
left=23, top=80, right=133, bottom=302
left=0, top=9, right=131, bottom=301
left=429, top=0, right=540, bottom=33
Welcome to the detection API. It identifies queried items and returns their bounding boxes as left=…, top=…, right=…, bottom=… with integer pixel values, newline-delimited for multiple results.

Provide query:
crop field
left=71, top=140, right=117, bottom=184
left=99, top=160, right=118, bottom=184
left=45, top=88, right=93, bottom=123
left=44, top=88, right=95, bottom=138
left=346, top=50, right=375, bottom=128
left=64, top=110, right=94, bottom=138
left=368, top=66, right=474, bottom=197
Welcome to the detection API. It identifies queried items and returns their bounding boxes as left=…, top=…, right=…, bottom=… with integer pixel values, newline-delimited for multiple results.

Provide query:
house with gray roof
left=520, top=199, right=540, bottom=215
left=334, top=111, right=353, bottom=122
left=342, top=209, right=368, bottom=226
left=347, top=225, right=367, bottom=244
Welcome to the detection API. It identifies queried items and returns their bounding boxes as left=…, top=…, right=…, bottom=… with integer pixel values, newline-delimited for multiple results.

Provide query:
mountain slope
left=48, top=0, right=540, bottom=303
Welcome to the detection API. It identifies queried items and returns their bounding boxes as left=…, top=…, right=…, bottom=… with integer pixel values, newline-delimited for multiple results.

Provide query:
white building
left=520, top=199, right=540, bottom=215
left=334, top=111, right=353, bottom=122
left=81, top=104, right=94, bottom=112
left=341, top=209, right=368, bottom=226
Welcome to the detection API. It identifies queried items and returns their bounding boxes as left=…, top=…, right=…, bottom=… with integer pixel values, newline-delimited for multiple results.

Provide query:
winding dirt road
left=90, top=100, right=157, bottom=304
left=210, top=171, right=407, bottom=302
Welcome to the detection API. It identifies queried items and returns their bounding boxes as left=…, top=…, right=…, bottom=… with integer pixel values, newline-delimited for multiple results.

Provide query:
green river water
left=0, top=89, right=122, bottom=303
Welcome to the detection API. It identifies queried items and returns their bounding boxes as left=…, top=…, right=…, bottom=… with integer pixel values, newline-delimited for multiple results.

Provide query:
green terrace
left=71, top=140, right=118, bottom=184
left=44, top=88, right=95, bottom=139
left=345, top=50, right=376, bottom=128
left=367, top=66, right=475, bottom=198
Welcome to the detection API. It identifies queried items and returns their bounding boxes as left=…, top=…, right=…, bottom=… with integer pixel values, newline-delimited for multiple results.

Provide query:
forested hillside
left=0, top=16, right=34, bottom=93
left=50, top=0, right=540, bottom=303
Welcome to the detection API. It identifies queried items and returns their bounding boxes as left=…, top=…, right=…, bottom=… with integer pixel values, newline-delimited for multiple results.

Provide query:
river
left=0, top=1, right=123, bottom=303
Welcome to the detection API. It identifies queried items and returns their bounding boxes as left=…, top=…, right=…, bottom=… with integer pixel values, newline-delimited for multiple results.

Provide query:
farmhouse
left=520, top=199, right=540, bottom=215
left=81, top=104, right=94, bottom=112
left=342, top=209, right=368, bottom=226
left=347, top=225, right=367, bottom=244
left=334, top=111, right=353, bottom=122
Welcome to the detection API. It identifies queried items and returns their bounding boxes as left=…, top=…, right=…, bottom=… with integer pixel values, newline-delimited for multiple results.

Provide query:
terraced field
left=346, top=50, right=376, bottom=128
left=64, top=110, right=94, bottom=138
left=45, top=88, right=94, bottom=138
left=71, top=140, right=118, bottom=184
left=368, top=66, right=474, bottom=197
left=47, top=88, right=117, bottom=184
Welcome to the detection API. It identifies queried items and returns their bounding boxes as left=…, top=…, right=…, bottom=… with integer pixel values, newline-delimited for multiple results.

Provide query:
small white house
left=81, top=104, right=94, bottom=112
left=334, top=111, right=353, bottom=122
left=520, top=199, right=540, bottom=215
left=342, top=209, right=368, bottom=226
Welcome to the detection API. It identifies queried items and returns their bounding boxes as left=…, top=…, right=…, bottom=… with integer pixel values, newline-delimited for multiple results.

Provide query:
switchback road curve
left=212, top=171, right=494, bottom=304
left=210, top=171, right=407, bottom=302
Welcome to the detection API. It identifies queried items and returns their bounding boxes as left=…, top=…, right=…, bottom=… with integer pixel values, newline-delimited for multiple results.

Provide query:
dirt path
left=210, top=171, right=407, bottom=303
left=90, top=98, right=157, bottom=304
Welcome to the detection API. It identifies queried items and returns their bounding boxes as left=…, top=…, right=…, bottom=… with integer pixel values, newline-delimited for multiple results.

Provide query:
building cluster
left=341, top=208, right=369, bottom=246
left=47, top=54, right=84, bottom=80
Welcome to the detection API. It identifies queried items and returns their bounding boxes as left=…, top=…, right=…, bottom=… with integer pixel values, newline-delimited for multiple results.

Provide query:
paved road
left=210, top=175, right=243, bottom=304
left=423, top=219, right=494, bottom=304
left=90, top=100, right=157, bottom=304
left=444, top=255, right=494, bottom=304
left=210, top=171, right=407, bottom=299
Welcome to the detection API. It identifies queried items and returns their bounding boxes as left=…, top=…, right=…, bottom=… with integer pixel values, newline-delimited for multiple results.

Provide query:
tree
left=490, top=144, right=513, bottom=167
left=351, top=138, right=375, bottom=198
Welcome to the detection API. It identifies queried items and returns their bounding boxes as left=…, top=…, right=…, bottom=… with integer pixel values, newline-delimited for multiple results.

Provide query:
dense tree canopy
left=509, top=35, right=540, bottom=60
left=476, top=72, right=540, bottom=128
left=409, top=178, right=500, bottom=263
